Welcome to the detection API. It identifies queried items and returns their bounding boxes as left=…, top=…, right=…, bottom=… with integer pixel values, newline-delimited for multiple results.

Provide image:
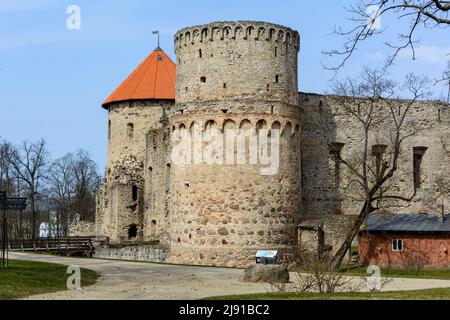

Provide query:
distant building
left=39, top=211, right=65, bottom=238
left=359, top=214, right=450, bottom=268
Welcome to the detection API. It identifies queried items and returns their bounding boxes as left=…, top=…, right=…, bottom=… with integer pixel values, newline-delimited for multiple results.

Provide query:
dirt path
left=9, top=252, right=450, bottom=300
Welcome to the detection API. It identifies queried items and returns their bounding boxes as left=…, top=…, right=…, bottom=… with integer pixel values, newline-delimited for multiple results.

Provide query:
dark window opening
left=372, top=145, right=388, bottom=177
left=132, top=185, right=138, bottom=202
left=223, top=83, right=227, bottom=89
left=157, top=55, right=163, bottom=61
left=127, top=123, right=134, bottom=138
left=165, top=163, right=171, bottom=192
left=275, top=75, right=279, bottom=83
left=151, top=220, right=157, bottom=237
left=413, top=147, right=428, bottom=190
left=329, top=142, right=345, bottom=189
left=266, top=84, right=270, bottom=91
left=200, top=76, right=206, bottom=83
left=392, top=239, right=403, bottom=252
left=128, top=224, right=138, bottom=239
left=199, top=49, right=202, bottom=58
left=185, top=87, right=188, bottom=92
left=275, top=46, right=278, bottom=57
left=108, top=120, right=111, bottom=141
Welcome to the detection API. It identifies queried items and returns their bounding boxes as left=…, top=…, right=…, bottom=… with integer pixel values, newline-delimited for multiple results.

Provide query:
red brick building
left=359, top=214, right=450, bottom=268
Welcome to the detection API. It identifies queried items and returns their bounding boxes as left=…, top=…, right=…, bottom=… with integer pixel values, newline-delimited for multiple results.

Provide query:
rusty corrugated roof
left=102, top=48, right=176, bottom=108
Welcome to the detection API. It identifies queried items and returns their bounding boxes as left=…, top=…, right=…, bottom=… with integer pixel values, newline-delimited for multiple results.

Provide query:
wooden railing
left=8, top=237, right=95, bottom=253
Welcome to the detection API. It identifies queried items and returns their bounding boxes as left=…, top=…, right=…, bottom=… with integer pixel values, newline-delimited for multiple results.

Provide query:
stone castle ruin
left=71, top=21, right=450, bottom=267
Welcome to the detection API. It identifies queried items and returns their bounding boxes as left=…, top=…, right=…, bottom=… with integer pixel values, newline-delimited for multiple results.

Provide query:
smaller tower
left=97, top=48, right=176, bottom=243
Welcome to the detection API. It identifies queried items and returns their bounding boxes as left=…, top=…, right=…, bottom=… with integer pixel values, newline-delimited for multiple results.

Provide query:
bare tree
left=8, top=139, right=49, bottom=240
left=71, top=150, right=101, bottom=221
left=47, top=153, right=76, bottom=237
left=324, top=0, right=449, bottom=82
left=0, top=139, right=14, bottom=194
left=313, top=68, right=431, bottom=270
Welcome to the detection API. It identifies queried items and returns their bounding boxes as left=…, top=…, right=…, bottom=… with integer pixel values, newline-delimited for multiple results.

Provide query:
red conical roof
left=102, top=48, right=176, bottom=108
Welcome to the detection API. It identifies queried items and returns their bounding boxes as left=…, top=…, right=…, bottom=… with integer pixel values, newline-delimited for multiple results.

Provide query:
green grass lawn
left=340, top=265, right=450, bottom=280
left=0, top=259, right=98, bottom=299
left=207, top=266, right=450, bottom=300
left=206, top=287, right=450, bottom=300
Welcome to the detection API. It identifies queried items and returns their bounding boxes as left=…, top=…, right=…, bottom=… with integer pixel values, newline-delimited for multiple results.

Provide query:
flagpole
left=153, top=30, right=160, bottom=50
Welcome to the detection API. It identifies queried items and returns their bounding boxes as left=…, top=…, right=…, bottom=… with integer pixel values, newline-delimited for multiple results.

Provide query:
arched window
left=151, top=220, right=157, bottom=237
left=127, top=123, right=134, bottom=138
left=165, top=163, right=171, bottom=192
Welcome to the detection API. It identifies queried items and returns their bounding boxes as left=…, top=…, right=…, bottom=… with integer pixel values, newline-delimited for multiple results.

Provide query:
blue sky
left=1, top=0, right=448, bottom=173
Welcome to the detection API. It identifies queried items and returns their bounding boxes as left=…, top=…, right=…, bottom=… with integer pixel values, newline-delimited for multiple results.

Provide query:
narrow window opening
left=372, top=145, right=388, bottom=177
left=165, top=163, right=171, bottom=192
left=275, top=75, right=279, bottom=83
left=128, top=224, right=138, bottom=239
left=150, top=220, right=157, bottom=238
left=127, top=123, right=134, bottom=138
left=108, top=120, right=111, bottom=141
left=223, top=83, right=227, bottom=89
left=132, top=185, right=138, bottom=202
left=185, top=87, right=188, bottom=92
left=200, top=76, right=206, bottom=83
left=199, top=49, right=202, bottom=58
left=275, top=46, right=278, bottom=57
left=413, top=147, right=428, bottom=190
left=329, top=143, right=345, bottom=189
left=266, top=84, right=270, bottom=91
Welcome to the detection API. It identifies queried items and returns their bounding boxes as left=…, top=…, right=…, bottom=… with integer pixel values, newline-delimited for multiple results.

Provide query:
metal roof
left=102, top=48, right=176, bottom=108
left=363, top=214, right=450, bottom=233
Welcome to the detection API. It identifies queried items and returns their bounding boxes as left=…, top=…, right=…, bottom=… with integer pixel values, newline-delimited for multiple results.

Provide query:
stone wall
left=143, top=126, right=172, bottom=244
left=106, top=100, right=173, bottom=169
left=94, top=245, right=170, bottom=263
left=68, top=214, right=96, bottom=237
left=97, top=100, right=174, bottom=243
left=301, top=92, right=450, bottom=218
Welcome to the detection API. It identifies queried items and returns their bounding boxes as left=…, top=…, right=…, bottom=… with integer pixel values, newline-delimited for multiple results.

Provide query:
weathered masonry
left=71, top=21, right=450, bottom=268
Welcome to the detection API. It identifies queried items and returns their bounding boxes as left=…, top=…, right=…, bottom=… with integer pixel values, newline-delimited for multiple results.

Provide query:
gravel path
left=9, top=252, right=450, bottom=300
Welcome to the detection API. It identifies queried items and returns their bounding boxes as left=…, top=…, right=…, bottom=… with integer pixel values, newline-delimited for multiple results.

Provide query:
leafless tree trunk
left=8, top=139, right=48, bottom=240
left=313, top=68, right=430, bottom=270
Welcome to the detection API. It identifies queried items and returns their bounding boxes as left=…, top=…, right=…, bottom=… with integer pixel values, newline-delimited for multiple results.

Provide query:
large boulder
left=240, top=264, right=290, bottom=283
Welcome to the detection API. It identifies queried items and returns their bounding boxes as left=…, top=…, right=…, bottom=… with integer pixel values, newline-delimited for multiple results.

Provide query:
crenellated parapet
left=174, top=21, right=301, bottom=106
left=174, top=21, right=300, bottom=52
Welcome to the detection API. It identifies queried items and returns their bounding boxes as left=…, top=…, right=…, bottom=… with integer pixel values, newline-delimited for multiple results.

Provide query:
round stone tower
left=98, top=48, right=176, bottom=242
left=169, top=21, right=303, bottom=267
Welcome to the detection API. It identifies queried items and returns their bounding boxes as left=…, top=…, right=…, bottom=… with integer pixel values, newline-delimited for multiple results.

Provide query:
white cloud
left=399, top=46, right=450, bottom=67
